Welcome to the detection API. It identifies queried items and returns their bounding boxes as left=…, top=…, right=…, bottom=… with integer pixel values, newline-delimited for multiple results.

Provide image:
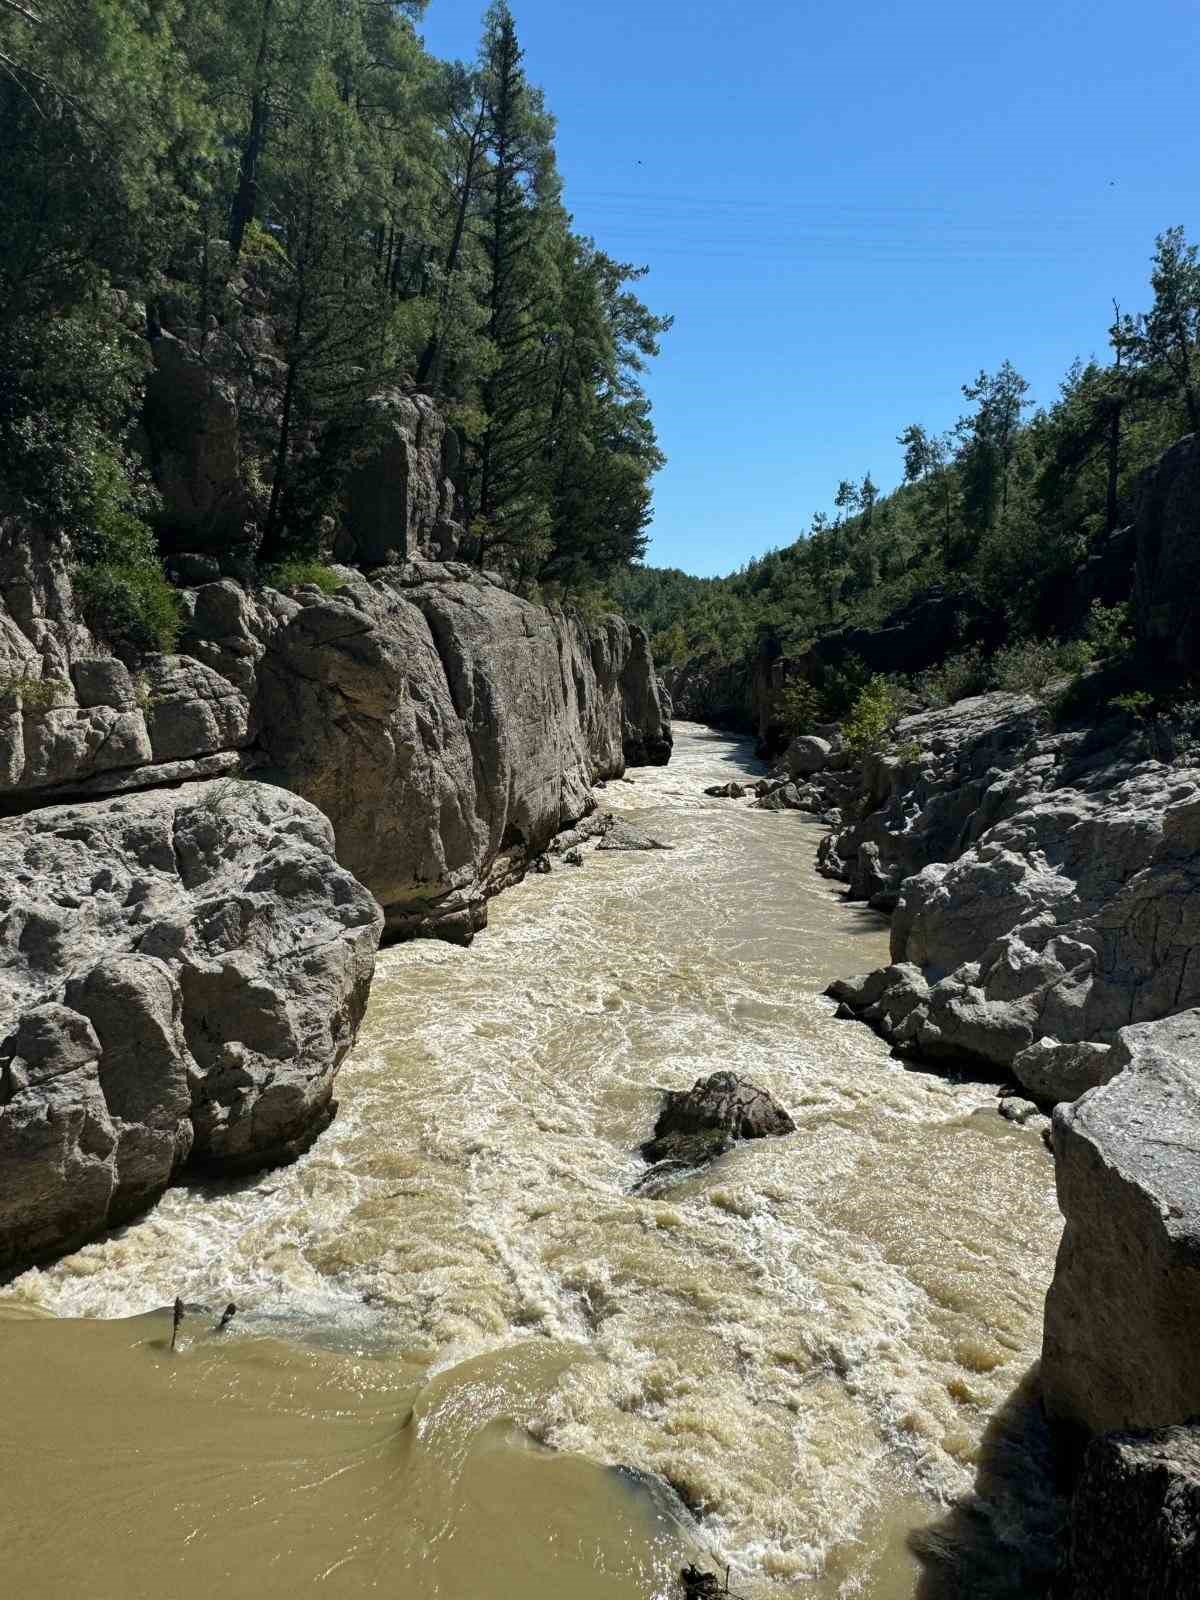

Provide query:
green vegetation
left=613, top=229, right=1199, bottom=722
left=843, top=677, right=899, bottom=756
left=1, top=0, right=669, bottom=649
left=262, top=560, right=344, bottom=595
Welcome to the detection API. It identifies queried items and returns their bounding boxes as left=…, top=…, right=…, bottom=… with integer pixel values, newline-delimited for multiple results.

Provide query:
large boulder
left=1067, top=1424, right=1200, bottom=1598
left=785, top=734, right=832, bottom=777
left=823, top=676, right=1200, bottom=1082
left=1042, top=1010, right=1200, bottom=1444
left=0, top=780, right=382, bottom=1274
left=641, top=1071, right=795, bottom=1168
left=142, top=330, right=249, bottom=546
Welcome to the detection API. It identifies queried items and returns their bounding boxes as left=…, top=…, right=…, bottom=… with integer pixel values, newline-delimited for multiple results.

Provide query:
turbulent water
left=1, top=724, right=1065, bottom=1598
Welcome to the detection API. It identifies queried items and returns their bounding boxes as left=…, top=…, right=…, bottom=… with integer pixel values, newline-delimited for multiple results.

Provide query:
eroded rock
left=1067, top=1424, right=1200, bottom=1598
left=640, top=1071, right=795, bottom=1169
left=1042, top=1010, right=1200, bottom=1444
left=0, top=780, right=382, bottom=1273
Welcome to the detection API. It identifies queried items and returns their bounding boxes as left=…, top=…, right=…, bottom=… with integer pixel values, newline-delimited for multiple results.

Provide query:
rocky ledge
left=0, top=781, right=382, bottom=1276
left=0, top=518, right=671, bottom=943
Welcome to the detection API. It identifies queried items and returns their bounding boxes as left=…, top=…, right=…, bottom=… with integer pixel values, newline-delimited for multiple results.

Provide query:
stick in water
left=170, top=1296, right=184, bottom=1352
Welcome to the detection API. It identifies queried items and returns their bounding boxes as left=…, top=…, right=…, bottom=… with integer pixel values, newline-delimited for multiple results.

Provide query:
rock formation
left=1066, top=1423, right=1200, bottom=1598
left=0, top=514, right=672, bottom=942
left=1042, top=1010, right=1200, bottom=1443
left=817, top=691, right=1200, bottom=1103
left=640, top=1070, right=795, bottom=1172
left=0, top=781, right=382, bottom=1274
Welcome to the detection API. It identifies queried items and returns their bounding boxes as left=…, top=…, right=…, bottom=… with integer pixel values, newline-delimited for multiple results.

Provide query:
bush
left=262, top=559, right=343, bottom=595
left=774, top=678, right=822, bottom=737
left=1086, top=600, right=1132, bottom=659
left=914, top=644, right=990, bottom=707
left=844, top=675, right=898, bottom=755
left=75, top=556, right=182, bottom=654
left=991, top=636, right=1091, bottom=694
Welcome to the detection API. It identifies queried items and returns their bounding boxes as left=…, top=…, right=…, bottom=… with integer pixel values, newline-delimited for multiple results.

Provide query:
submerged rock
left=596, top=820, right=672, bottom=851
left=1067, top=1424, right=1200, bottom=1598
left=0, top=781, right=383, bottom=1275
left=640, top=1071, right=795, bottom=1168
left=703, top=781, right=746, bottom=798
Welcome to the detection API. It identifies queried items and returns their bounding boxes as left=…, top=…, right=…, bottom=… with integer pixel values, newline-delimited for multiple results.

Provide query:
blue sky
left=419, top=0, right=1200, bottom=577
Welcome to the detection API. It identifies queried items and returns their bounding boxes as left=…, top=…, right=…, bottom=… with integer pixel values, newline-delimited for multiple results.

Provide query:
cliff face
left=0, top=497, right=670, bottom=1268
left=0, top=519, right=670, bottom=936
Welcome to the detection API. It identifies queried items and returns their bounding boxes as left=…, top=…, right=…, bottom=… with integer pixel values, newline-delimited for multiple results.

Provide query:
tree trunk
left=229, top=0, right=275, bottom=262
left=415, top=118, right=485, bottom=386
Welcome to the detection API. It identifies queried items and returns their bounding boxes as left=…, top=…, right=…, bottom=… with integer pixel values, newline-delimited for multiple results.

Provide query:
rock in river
left=640, top=1071, right=795, bottom=1168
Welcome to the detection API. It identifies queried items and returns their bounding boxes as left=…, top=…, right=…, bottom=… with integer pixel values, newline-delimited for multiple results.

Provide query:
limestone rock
left=1067, top=1425, right=1200, bottom=1599
left=785, top=735, right=832, bottom=777
left=142, top=330, right=248, bottom=545
left=1042, top=1009, right=1200, bottom=1443
left=257, top=567, right=671, bottom=941
left=0, top=781, right=383, bottom=1273
left=342, top=390, right=463, bottom=564
left=641, top=1071, right=795, bottom=1167
left=595, top=820, right=671, bottom=851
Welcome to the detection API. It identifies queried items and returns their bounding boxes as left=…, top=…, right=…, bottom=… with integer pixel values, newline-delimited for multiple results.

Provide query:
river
left=0, top=723, right=1065, bottom=1598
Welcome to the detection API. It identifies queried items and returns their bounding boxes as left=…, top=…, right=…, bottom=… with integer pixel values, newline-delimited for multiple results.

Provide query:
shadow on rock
left=909, top=1365, right=1066, bottom=1600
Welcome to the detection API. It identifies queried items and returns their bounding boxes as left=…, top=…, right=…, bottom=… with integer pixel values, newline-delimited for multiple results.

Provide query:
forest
left=0, top=0, right=669, bottom=647
left=613, top=227, right=1200, bottom=722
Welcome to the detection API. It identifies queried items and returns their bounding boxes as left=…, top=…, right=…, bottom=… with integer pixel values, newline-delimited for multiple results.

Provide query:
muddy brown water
left=0, top=723, right=1065, bottom=1598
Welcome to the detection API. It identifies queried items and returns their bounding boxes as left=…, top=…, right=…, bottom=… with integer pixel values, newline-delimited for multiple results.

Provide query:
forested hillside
left=1, top=0, right=669, bottom=646
left=614, top=229, right=1199, bottom=724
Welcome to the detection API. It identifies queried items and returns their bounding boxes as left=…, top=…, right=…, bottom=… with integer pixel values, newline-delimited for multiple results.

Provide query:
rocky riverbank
left=0, top=505, right=671, bottom=1273
left=724, top=690, right=1200, bottom=1588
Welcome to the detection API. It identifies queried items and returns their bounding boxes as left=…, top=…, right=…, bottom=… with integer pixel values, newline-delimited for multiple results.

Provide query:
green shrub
left=774, top=678, right=822, bottom=737
left=262, top=559, right=343, bottom=595
left=844, top=675, right=898, bottom=756
left=1086, top=600, right=1132, bottom=659
left=1110, top=689, right=1155, bottom=719
left=0, top=673, right=71, bottom=710
left=75, top=559, right=182, bottom=654
left=991, top=636, right=1091, bottom=694
left=915, top=644, right=990, bottom=707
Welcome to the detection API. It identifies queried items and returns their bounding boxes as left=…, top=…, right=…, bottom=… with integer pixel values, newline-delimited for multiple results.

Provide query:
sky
left=418, top=0, right=1200, bottom=578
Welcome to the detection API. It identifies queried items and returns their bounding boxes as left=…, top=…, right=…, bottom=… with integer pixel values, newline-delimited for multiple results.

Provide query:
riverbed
left=0, top=723, right=1064, bottom=1597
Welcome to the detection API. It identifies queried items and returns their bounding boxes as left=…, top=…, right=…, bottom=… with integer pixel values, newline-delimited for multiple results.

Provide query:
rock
left=0, top=780, right=383, bottom=1274
left=998, top=1095, right=1041, bottom=1125
left=596, top=820, right=671, bottom=851
left=167, top=553, right=223, bottom=586
left=142, top=330, right=249, bottom=546
left=704, top=781, right=746, bottom=798
left=562, top=848, right=584, bottom=867
left=1133, top=432, right=1200, bottom=675
left=641, top=1071, right=795, bottom=1166
left=785, top=735, right=832, bottom=777
left=1042, top=1009, right=1200, bottom=1445
left=341, top=390, right=464, bottom=564
left=531, top=856, right=552, bottom=875
left=257, top=568, right=671, bottom=940
left=1010, top=1038, right=1117, bottom=1106
left=823, top=681, right=1200, bottom=1077
left=1067, top=1425, right=1200, bottom=1599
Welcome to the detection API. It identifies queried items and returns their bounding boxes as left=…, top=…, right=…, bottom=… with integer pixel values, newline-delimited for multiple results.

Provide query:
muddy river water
left=1, top=723, right=1064, bottom=1598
